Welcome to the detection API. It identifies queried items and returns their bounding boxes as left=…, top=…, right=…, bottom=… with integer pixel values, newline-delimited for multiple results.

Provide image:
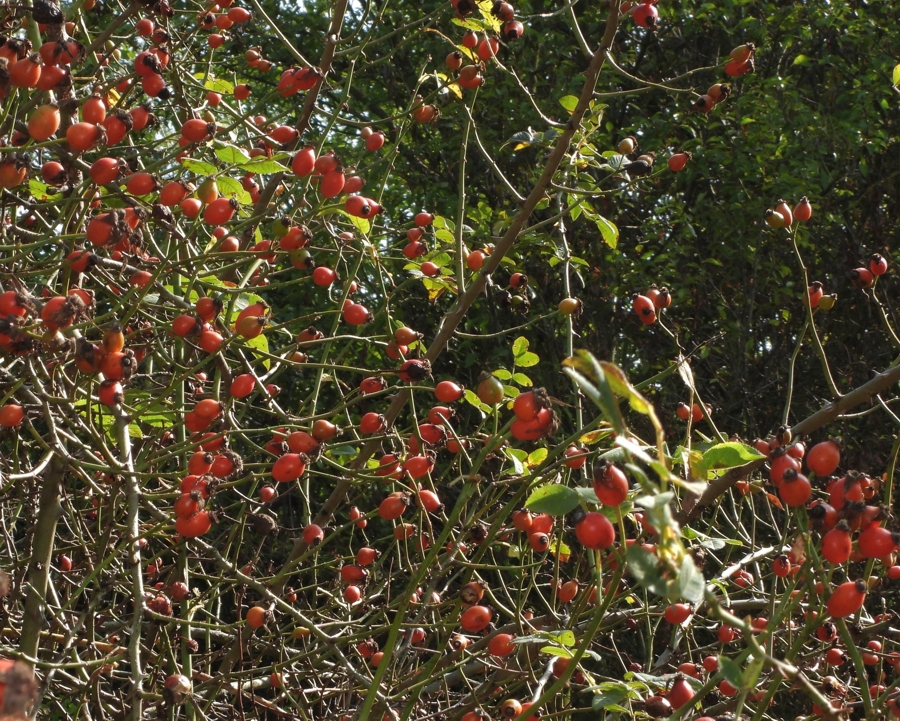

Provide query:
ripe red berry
left=667, top=151, right=691, bottom=172
left=434, top=380, right=464, bottom=403
left=302, top=523, right=324, bottom=546
left=807, top=439, right=840, bottom=476
left=793, top=196, right=812, bottom=222
left=632, top=2, right=658, bottom=28
left=664, top=603, right=692, bottom=624
left=574, top=512, right=615, bottom=549
left=827, top=580, right=867, bottom=618
left=459, top=604, right=492, bottom=632
left=592, top=461, right=630, bottom=506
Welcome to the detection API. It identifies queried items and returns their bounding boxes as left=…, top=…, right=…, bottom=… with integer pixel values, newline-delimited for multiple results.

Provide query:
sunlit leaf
left=216, top=176, right=252, bottom=204
left=215, top=146, right=251, bottom=165
left=181, top=158, right=217, bottom=175
left=559, top=95, right=579, bottom=113
left=525, top=485, right=580, bottom=515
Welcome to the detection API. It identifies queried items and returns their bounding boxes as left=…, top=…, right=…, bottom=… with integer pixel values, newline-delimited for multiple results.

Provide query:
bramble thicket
left=0, top=0, right=899, bottom=719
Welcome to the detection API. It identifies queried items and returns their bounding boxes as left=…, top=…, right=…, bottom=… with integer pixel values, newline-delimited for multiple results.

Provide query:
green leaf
left=434, top=228, right=455, bottom=244
left=181, top=158, right=217, bottom=175
left=511, top=372, right=532, bottom=387
left=592, top=684, right=630, bottom=711
left=433, top=215, right=455, bottom=231
left=540, top=646, right=574, bottom=658
left=29, top=179, right=62, bottom=201
left=699, top=442, right=766, bottom=478
left=674, top=556, right=706, bottom=604
left=525, top=485, right=580, bottom=516
left=430, top=251, right=452, bottom=268
left=516, top=352, right=539, bottom=368
left=512, top=336, right=529, bottom=358
left=792, top=54, right=812, bottom=65
left=626, top=544, right=667, bottom=596
left=329, top=444, right=357, bottom=457
left=598, top=499, right=632, bottom=524
left=205, top=77, right=234, bottom=94
left=718, top=656, right=744, bottom=690
left=634, top=491, right=676, bottom=536
left=215, top=146, right=251, bottom=165
left=492, top=368, right=512, bottom=380
left=216, top=176, right=252, bottom=204
left=239, top=157, right=287, bottom=174
left=464, top=389, right=490, bottom=415
left=545, top=629, right=576, bottom=646
left=894, top=63, right=900, bottom=86
left=574, top=486, right=600, bottom=505
left=562, top=356, right=625, bottom=435
left=505, top=447, right=526, bottom=475
left=242, top=333, right=270, bottom=368
left=346, top=213, right=371, bottom=235
left=551, top=538, right=571, bottom=562
left=475, top=0, right=501, bottom=31
left=584, top=204, right=619, bottom=250
left=527, top=447, right=548, bottom=467
left=559, top=95, right=579, bottom=114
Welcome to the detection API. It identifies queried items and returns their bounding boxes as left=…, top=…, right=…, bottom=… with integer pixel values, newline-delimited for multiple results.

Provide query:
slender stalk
left=781, top=320, right=808, bottom=426
left=792, top=233, right=841, bottom=399
left=19, top=456, right=65, bottom=661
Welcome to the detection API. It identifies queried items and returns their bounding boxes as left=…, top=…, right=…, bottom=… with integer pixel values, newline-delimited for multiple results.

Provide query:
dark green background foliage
left=213, top=0, right=900, bottom=466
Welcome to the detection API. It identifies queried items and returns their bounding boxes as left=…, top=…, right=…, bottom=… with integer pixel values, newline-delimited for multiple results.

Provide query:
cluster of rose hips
left=764, top=196, right=812, bottom=228
left=766, top=196, right=890, bottom=291
left=760, top=434, right=897, bottom=600
left=632, top=285, right=671, bottom=325
left=444, top=2, right=524, bottom=92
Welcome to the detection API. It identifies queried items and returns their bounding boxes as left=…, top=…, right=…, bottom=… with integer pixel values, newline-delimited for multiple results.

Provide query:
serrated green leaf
left=525, top=485, right=580, bottom=516
left=433, top=215, right=454, bottom=231
left=894, top=64, right=900, bottom=86
left=239, top=158, right=287, bottom=174
left=559, top=95, right=579, bottom=113
left=699, top=442, right=766, bottom=478
left=347, top=213, right=371, bottom=235
left=516, top=352, right=539, bottom=368
left=492, top=368, right=512, bottom=380
left=215, top=146, right=251, bottom=165
left=475, top=0, right=501, bottom=32
left=434, top=228, right=455, bottom=244
left=511, top=372, right=532, bottom=387
left=216, top=176, right=252, bottom=204
left=430, top=251, right=452, bottom=267
left=205, top=77, right=234, bottom=94
left=180, top=158, right=218, bottom=175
